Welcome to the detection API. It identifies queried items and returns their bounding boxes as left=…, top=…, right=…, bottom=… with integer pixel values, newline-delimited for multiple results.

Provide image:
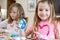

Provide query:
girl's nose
left=42, top=10, right=46, bottom=15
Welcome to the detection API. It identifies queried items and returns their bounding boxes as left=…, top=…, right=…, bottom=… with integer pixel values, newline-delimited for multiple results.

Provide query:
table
left=0, top=34, right=60, bottom=40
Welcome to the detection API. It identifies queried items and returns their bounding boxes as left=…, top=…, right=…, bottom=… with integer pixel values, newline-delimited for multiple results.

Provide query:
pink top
left=29, top=21, right=55, bottom=39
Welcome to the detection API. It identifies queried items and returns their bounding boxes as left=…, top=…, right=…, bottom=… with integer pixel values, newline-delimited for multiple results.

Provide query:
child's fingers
left=34, top=32, right=40, bottom=37
left=0, top=29, right=9, bottom=36
left=34, top=32, right=40, bottom=35
left=31, top=32, right=40, bottom=40
left=0, top=29, right=5, bottom=33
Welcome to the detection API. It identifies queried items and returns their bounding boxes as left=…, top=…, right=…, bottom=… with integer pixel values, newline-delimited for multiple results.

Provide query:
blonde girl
left=26, top=0, right=59, bottom=40
left=0, top=3, right=26, bottom=40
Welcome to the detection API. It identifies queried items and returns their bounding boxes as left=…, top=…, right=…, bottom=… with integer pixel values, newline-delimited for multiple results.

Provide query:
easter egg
left=18, top=18, right=26, bottom=30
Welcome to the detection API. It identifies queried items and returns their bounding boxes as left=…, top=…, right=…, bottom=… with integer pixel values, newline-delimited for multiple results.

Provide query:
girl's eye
left=13, top=11, right=16, bottom=13
left=46, top=9, right=48, bottom=11
left=39, top=9, right=43, bottom=11
left=12, top=12, right=16, bottom=13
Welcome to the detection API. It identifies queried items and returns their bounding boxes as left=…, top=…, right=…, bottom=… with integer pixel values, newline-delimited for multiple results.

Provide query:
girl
left=26, top=0, right=59, bottom=40
left=0, top=3, right=26, bottom=40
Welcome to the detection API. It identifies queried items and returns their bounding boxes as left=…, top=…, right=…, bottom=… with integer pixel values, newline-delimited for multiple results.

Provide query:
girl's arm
left=0, top=19, right=7, bottom=29
left=54, top=27, right=59, bottom=39
left=0, top=19, right=7, bottom=35
left=25, top=29, right=32, bottom=36
left=54, top=20, right=60, bottom=39
left=56, top=22, right=60, bottom=39
left=25, top=26, right=33, bottom=36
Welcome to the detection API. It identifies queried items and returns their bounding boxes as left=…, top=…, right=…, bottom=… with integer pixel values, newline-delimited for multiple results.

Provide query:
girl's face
left=38, top=2, right=50, bottom=21
left=10, top=7, right=19, bottom=20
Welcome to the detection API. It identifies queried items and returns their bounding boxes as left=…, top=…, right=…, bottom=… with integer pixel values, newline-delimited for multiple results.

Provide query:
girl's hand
left=32, top=32, right=40, bottom=40
left=0, top=29, right=5, bottom=33
left=32, top=32, right=47, bottom=40
left=0, top=29, right=9, bottom=35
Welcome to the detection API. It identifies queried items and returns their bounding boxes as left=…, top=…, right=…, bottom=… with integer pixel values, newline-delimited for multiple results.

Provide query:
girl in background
left=26, top=0, right=59, bottom=40
left=0, top=3, right=26, bottom=40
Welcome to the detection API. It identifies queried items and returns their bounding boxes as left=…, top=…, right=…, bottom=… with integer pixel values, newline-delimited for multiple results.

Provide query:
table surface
left=0, top=34, right=60, bottom=40
left=0, top=37, right=60, bottom=40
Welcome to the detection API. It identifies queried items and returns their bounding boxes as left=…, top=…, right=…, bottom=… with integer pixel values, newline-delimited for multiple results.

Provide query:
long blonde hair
left=7, top=3, right=25, bottom=23
left=33, top=0, right=56, bottom=32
